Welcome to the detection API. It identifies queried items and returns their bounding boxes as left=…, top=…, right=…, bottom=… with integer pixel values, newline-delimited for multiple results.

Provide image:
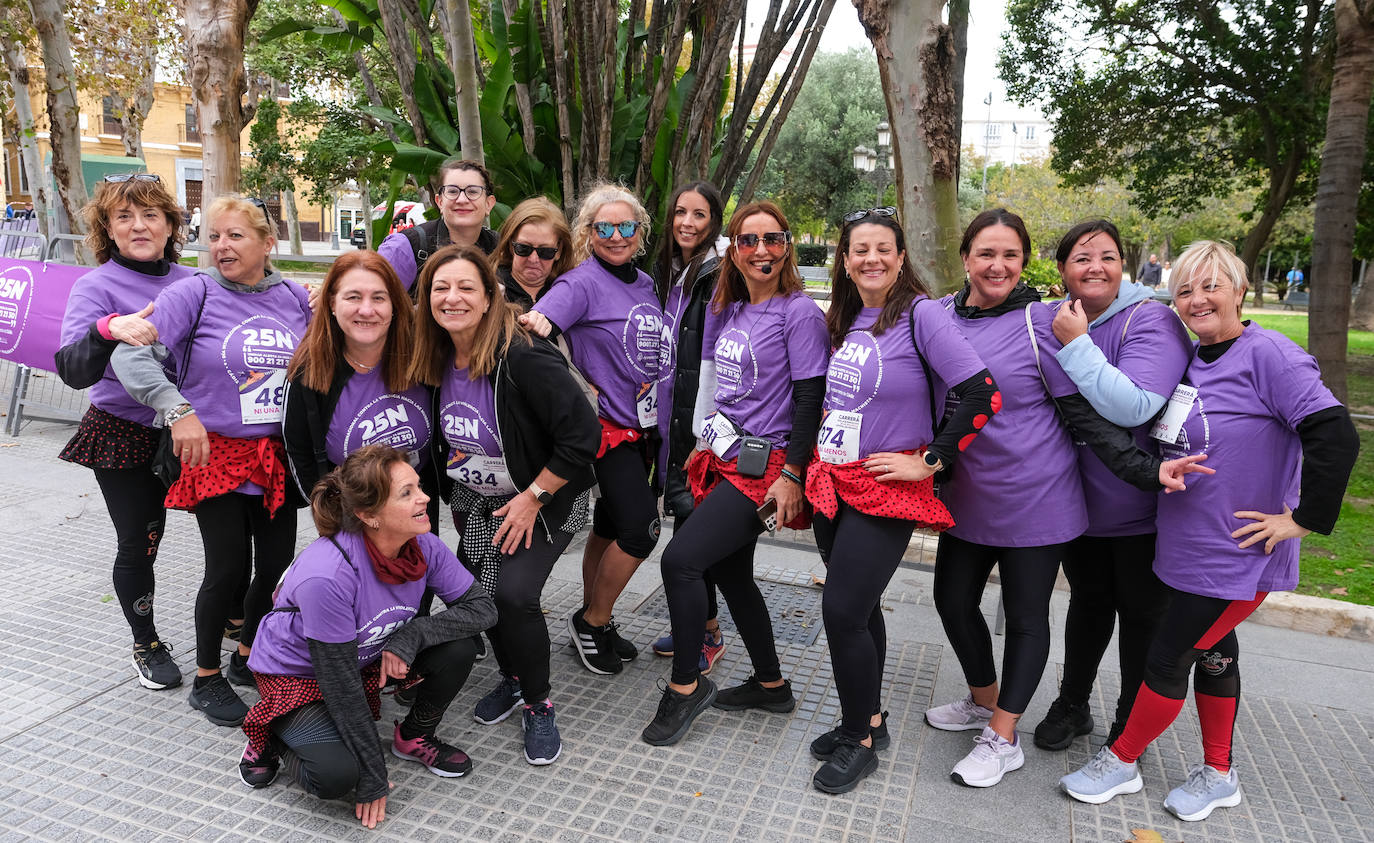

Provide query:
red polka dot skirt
left=686, top=448, right=812, bottom=530
left=163, top=433, right=290, bottom=515
left=242, top=663, right=382, bottom=756
left=804, top=449, right=954, bottom=530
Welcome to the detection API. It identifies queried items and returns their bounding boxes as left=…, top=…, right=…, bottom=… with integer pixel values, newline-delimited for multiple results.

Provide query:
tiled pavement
left=1, top=368, right=1372, bottom=841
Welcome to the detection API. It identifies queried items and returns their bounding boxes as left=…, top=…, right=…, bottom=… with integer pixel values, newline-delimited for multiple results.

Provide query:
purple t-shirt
left=533, top=257, right=662, bottom=429
left=702, top=291, right=828, bottom=459
left=1154, top=324, right=1340, bottom=600
left=377, top=232, right=420, bottom=292
left=146, top=274, right=311, bottom=439
left=325, top=368, right=432, bottom=468
left=248, top=530, right=474, bottom=677
left=1054, top=300, right=1192, bottom=536
left=937, top=298, right=1087, bottom=546
left=59, top=260, right=196, bottom=425
left=823, top=299, right=986, bottom=457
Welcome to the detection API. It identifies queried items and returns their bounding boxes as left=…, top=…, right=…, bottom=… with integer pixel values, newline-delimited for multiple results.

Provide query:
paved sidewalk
left=0, top=393, right=1371, bottom=841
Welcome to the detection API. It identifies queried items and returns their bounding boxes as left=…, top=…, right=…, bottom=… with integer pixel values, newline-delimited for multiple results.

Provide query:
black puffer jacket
left=660, top=250, right=722, bottom=515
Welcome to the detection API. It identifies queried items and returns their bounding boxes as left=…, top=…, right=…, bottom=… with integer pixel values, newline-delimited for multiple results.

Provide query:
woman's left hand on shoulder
left=1232, top=505, right=1311, bottom=554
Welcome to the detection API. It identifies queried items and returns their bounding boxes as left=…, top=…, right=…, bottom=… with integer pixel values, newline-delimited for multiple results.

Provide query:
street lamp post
left=851, top=121, right=893, bottom=207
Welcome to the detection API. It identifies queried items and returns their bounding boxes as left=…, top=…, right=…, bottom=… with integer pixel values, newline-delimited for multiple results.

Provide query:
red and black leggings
left=1110, top=587, right=1267, bottom=773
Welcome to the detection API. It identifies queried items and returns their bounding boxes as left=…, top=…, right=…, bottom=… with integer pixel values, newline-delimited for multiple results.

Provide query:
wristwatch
left=164, top=402, right=195, bottom=426
left=922, top=451, right=944, bottom=472
left=528, top=480, right=555, bottom=505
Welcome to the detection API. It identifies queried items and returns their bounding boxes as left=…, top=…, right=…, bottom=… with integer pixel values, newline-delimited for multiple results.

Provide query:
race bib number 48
left=239, top=369, right=286, bottom=425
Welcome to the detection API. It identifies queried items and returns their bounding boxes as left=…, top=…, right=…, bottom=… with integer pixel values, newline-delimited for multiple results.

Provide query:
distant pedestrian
left=1160, top=260, right=1172, bottom=289
left=189, top=206, right=201, bottom=242
left=1137, top=253, right=1162, bottom=287
left=1286, top=266, right=1305, bottom=292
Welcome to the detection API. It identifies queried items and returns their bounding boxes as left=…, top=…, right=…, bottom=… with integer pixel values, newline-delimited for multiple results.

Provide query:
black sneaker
left=1033, top=696, right=1093, bottom=751
left=607, top=618, right=639, bottom=661
left=473, top=673, right=523, bottom=725
left=712, top=676, right=795, bottom=713
left=225, top=650, right=254, bottom=688
left=238, top=740, right=279, bottom=788
left=811, top=711, right=890, bottom=760
left=188, top=675, right=248, bottom=726
left=568, top=609, right=622, bottom=675
left=131, top=640, right=182, bottom=690
left=642, top=677, right=718, bottom=746
left=812, top=738, right=879, bottom=794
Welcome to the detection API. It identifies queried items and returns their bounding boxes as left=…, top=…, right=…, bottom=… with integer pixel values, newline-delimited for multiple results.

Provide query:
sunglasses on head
left=734, top=231, right=792, bottom=250
left=103, top=173, right=160, bottom=184
left=247, top=197, right=274, bottom=227
left=842, top=206, right=897, bottom=224
left=591, top=221, right=640, bottom=239
left=512, top=242, right=559, bottom=260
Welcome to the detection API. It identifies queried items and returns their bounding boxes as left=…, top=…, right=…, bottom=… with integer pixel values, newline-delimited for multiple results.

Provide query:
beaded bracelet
left=779, top=467, right=803, bottom=486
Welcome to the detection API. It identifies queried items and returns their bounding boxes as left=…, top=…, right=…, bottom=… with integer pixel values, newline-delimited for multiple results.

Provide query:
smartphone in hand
left=756, top=498, right=778, bottom=534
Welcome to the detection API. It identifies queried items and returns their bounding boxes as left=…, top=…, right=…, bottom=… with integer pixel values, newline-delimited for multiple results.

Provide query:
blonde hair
left=569, top=183, right=651, bottom=263
left=206, top=196, right=277, bottom=272
left=1168, top=240, right=1249, bottom=311
left=493, top=196, right=575, bottom=283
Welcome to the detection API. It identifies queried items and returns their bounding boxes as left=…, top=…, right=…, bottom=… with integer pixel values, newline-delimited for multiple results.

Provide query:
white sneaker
left=950, top=726, right=1024, bottom=787
left=925, top=693, right=995, bottom=732
left=1164, top=764, right=1242, bottom=821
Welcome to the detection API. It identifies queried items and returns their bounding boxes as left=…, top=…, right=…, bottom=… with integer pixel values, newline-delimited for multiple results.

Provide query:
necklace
left=344, top=353, right=380, bottom=372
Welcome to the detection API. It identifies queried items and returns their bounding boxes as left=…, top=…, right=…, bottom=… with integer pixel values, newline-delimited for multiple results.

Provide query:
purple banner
left=0, top=257, right=91, bottom=371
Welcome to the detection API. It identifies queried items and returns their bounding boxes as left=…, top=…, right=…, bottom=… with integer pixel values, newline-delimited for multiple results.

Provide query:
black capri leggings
left=93, top=466, right=168, bottom=645
left=933, top=533, right=1064, bottom=715
left=814, top=502, right=915, bottom=741
left=192, top=493, right=298, bottom=670
left=660, top=481, right=774, bottom=686
left=272, top=638, right=477, bottom=799
left=590, top=441, right=661, bottom=559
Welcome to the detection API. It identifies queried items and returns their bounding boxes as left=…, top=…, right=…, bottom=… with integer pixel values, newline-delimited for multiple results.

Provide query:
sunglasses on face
left=512, top=242, right=559, bottom=260
left=592, top=221, right=640, bottom=239
left=842, top=206, right=897, bottom=224
left=734, top=231, right=792, bottom=250
left=438, top=184, right=488, bottom=202
left=103, top=173, right=160, bottom=183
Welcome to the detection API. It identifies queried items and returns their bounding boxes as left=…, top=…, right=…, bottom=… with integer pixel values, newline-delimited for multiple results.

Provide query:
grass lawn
left=1247, top=312, right=1374, bottom=607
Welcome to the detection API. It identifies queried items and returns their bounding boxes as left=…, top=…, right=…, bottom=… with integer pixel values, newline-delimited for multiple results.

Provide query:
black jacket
left=282, top=359, right=445, bottom=506
left=402, top=218, right=497, bottom=297
left=427, top=337, right=599, bottom=534
left=660, top=253, right=722, bottom=512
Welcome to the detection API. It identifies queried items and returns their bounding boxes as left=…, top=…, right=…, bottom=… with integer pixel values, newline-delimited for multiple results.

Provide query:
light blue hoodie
left=1054, top=280, right=1167, bottom=427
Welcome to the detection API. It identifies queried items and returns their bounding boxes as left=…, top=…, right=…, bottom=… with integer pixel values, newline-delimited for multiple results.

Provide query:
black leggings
left=661, top=481, right=773, bottom=686
left=457, top=523, right=573, bottom=704
left=933, top=533, right=1064, bottom=715
left=673, top=513, right=718, bottom=622
left=814, top=502, right=915, bottom=741
left=1059, top=533, right=1170, bottom=721
left=273, top=638, right=476, bottom=800
left=590, top=442, right=661, bottom=559
left=192, top=493, right=298, bottom=670
left=93, top=466, right=167, bottom=645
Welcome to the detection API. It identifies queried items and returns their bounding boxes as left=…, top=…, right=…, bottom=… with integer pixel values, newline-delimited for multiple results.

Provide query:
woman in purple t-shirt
left=112, top=196, right=313, bottom=729
left=55, top=174, right=194, bottom=692
left=237, top=445, right=495, bottom=829
left=1061, top=241, right=1358, bottom=821
left=640, top=201, right=829, bottom=747
left=521, top=184, right=663, bottom=676
left=411, top=245, right=600, bottom=766
left=802, top=208, right=999, bottom=794
left=926, top=209, right=1210, bottom=789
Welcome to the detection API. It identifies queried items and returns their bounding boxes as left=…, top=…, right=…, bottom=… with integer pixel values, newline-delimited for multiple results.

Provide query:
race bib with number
left=446, top=452, right=517, bottom=496
left=636, top=381, right=658, bottom=429
left=238, top=369, right=287, bottom=425
left=1150, top=384, right=1198, bottom=444
left=816, top=410, right=863, bottom=464
left=700, top=412, right=740, bottom=459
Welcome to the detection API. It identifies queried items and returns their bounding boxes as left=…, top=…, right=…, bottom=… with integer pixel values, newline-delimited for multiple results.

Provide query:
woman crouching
left=236, top=444, right=496, bottom=828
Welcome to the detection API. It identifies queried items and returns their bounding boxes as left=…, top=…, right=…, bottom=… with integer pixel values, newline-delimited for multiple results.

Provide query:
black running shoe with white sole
left=132, top=640, right=182, bottom=690
left=568, top=608, right=622, bottom=675
left=188, top=675, right=248, bottom=726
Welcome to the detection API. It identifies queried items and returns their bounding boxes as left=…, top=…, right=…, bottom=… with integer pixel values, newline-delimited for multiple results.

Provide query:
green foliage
left=1020, top=257, right=1060, bottom=293
left=242, top=99, right=297, bottom=197
left=795, top=243, right=827, bottom=266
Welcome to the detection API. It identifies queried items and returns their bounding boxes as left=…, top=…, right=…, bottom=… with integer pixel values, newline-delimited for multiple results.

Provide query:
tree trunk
left=443, top=0, right=485, bottom=163
left=27, top=0, right=90, bottom=244
left=1238, top=140, right=1307, bottom=307
left=634, top=0, right=691, bottom=195
left=544, top=0, right=575, bottom=209
left=1308, top=0, right=1374, bottom=402
left=282, top=189, right=303, bottom=254
left=1, top=42, right=49, bottom=239
left=117, top=42, right=157, bottom=160
left=500, top=0, right=537, bottom=155
left=376, top=0, right=427, bottom=149
left=855, top=0, right=965, bottom=292
left=185, top=0, right=258, bottom=209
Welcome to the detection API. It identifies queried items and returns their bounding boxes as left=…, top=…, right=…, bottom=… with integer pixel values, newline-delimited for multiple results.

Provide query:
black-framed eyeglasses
left=734, top=231, right=791, bottom=251
left=247, top=197, right=274, bottom=228
left=437, top=184, right=489, bottom=202
left=512, top=242, right=559, bottom=260
left=842, top=206, right=897, bottom=224
left=103, top=173, right=160, bottom=184
left=592, top=221, right=640, bottom=239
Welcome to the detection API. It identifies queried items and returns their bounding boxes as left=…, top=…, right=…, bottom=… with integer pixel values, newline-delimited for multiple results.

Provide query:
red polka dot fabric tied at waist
left=242, top=663, right=382, bottom=756
left=597, top=417, right=645, bottom=458
left=686, top=448, right=812, bottom=531
left=804, top=449, right=954, bottom=530
left=163, top=433, right=290, bottom=515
